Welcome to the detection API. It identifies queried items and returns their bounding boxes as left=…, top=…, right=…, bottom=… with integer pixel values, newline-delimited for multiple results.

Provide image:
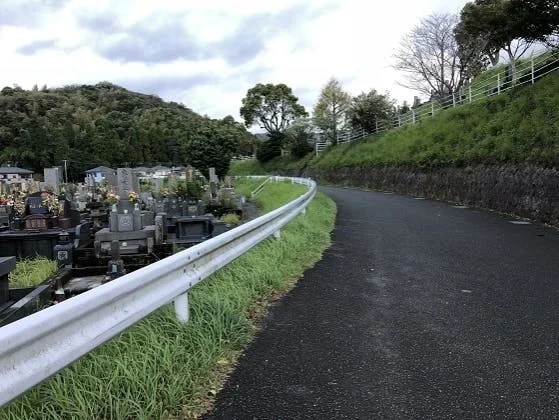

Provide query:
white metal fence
left=316, top=46, right=559, bottom=155
left=0, top=176, right=315, bottom=407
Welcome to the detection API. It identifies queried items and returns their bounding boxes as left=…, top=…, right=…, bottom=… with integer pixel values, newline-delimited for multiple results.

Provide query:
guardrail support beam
left=273, top=230, right=281, bottom=240
left=174, top=292, right=190, bottom=323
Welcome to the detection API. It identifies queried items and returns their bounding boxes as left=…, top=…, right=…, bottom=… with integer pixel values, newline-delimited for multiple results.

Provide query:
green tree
left=509, top=0, right=559, bottom=47
left=312, top=78, right=351, bottom=145
left=284, top=118, right=314, bottom=158
left=240, top=83, right=307, bottom=161
left=347, top=90, right=396, bottom=134
left=457, top=0, right=536, bottom=84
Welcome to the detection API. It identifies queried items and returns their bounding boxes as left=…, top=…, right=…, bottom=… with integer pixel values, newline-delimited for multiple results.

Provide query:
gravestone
left=154, top=200, right=168, bottom=214
left=26, top=196, right=48, bottom=215
left=140, top=192, right=151, bottom=204
left=168, top=173, right=177, bottom=192
left=116, top=168, right=139, bottom=198
left=209, top=167, right=218, bottom=198
left=209, top=167, right=218, bottom=183
left=154, top=178, right=163, bottom=196
left=44, top=168, right=61, bottom=194
left=0, top=256, right=15, bottom=304
left=0, top=206, right=11, bottom=226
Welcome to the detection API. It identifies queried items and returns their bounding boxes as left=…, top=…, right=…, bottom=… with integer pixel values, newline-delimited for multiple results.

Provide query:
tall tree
left=457, top=0, right=534, bottom=85
left=312, top=78, right=351, bottom=145
left=394, top=13, right=473, bottom=100
left=347, top=89, right=396, bottom=133
left=240, top=83, right=307, bottom=161
left=509, top=0, right=559, bottom=47
left=239, top=83, right=307, bottom=135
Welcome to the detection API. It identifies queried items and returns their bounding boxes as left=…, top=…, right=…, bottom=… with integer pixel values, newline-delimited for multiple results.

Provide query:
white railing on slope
left=315, top=46, right=559, bottom=154
left=0, top=176, right=315, bottom=407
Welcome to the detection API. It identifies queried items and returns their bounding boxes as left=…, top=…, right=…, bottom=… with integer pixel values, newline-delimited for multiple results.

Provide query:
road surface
left=203, top=186, right=559, bottom=419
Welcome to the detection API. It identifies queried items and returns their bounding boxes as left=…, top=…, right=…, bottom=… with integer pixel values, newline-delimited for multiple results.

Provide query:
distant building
left=0, top=165, right=34, bottom=184
left=84, top=166, right=116, bottom=184
left=150, top=165, right=172, bottom=178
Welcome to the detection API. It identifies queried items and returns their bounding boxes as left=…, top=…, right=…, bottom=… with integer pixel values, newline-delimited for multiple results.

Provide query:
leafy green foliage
left=311, top=72, right=559, bottom=170
left=256, top=132, right=284, bottom=163
left=284, top=118, right=314, bottom=158
left=0, top=83, right=255, bottom=179
left=348, top=90, right=396, bottom=133
left=312, top=78, right=351, bottom=144
left=239, top=83, right=307, bottom=135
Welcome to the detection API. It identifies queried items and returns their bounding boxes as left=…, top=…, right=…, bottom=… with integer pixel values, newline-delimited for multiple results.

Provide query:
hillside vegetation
left=0, top=83, right=255, bottom=179
left=312, top=71, right=559, bottom=170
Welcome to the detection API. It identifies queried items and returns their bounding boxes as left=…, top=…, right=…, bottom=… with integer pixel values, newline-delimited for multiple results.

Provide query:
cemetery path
left=202, top=186, right=559, bottom=419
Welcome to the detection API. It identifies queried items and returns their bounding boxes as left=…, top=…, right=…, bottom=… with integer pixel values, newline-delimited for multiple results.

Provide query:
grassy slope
left=312, top=71, right=559, bottom=170
left=232, top=71, right=559, bottom=176
left=1, top=180, right=335, bottom=420
left=229, top=155, right=313, bottom=176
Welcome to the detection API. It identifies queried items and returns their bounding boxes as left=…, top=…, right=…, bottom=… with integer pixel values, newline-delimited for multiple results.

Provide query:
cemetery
left=0, top=164, right=258, bottom=326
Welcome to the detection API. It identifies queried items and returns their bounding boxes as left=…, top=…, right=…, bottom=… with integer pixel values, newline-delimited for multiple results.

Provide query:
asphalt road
left=203, top=186, right=559, bottom=419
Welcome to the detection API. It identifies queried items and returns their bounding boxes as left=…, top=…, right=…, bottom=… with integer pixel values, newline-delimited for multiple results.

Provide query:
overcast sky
left=1, top=0, right=469, bottom=129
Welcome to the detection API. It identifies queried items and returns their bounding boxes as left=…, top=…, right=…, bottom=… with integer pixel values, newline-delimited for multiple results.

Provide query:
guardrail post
left=273, top=230, right=281, bottom=240
left=452, top=93, right=456, bottom=107
left=412, top=109, right=416, bottom=124
left=469, top=86, right=472, bottom=103
left=531, top=58, right=535, bottom=84
left=174, top=292, right=189, bottom=323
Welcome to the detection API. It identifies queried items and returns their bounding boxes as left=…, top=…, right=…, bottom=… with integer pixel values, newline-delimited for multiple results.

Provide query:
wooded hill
left=0, top=82, right=256, bottom=179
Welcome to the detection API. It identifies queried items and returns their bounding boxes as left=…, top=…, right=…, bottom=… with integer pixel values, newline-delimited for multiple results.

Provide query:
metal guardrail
left=250, top=176, right=271, bottom=198
left=315, top=45, right=559, bottom=154
left=0, top=176, right=316, bottom=407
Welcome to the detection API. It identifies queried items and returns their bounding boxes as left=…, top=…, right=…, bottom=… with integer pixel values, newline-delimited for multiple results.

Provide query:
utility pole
left=62, top=159, right=68, bottom=184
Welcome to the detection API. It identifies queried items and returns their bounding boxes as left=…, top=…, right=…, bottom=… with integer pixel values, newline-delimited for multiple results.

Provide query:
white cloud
left=0, top=0, right=469, bottom=127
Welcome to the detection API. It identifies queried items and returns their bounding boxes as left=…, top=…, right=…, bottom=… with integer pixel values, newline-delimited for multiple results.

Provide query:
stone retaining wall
left=302, top=164, right=559, bottom=227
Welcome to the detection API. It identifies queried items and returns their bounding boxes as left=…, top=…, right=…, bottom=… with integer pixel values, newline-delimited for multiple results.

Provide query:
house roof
left=0, top=166, right=33, bottom=175
left=151, top=165, right=171, bottom=171
left=85, top=166, right=115, bottom=173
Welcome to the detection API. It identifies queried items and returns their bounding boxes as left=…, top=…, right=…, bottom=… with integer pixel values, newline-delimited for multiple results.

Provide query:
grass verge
left=1, top=183, right=336, bottom=420
left=8, top=257, right=58, bottom=288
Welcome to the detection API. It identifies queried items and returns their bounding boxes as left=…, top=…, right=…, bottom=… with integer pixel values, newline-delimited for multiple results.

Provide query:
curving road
left=203, top=186, right=559, bottom=419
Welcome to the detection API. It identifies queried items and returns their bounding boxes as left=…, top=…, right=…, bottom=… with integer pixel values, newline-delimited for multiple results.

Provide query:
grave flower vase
left=10, top=218, right=22, bottom=231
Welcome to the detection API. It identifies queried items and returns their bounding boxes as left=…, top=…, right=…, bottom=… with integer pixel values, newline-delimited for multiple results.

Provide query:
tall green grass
left=1, top=184, right=336, bottom=419
left=311, top=71, right=559, bottom=169
left=8, top=257, right=58, bottom=288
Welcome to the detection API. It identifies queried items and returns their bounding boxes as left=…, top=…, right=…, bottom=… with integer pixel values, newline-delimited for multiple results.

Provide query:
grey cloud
left=77, top=13, right=121, bottom=33
left=84, top=13, right=206, bottom=63
left=116, top=73, right=219, bottom=97
left=215, top=2, right=340, bottom=66
left=0, top=0, right=69, bottom=27
left=16, top=39, right=58, bottom=55
left=73, top=2, right=339, bottom=66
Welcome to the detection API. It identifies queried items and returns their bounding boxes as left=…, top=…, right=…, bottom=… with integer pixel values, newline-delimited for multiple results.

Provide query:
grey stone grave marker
left=117, top=168, right=136, bottom=198
left=44, top=168, right=61, bottom=194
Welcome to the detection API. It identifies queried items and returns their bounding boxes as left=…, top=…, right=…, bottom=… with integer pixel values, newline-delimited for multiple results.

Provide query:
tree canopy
left=348, top=90, right=396, bottom=133
left=0, top=83, right=255, bottom=180
left=239, top=83, right=307, bottom=135
left=312, top=78, right=351, bottom=144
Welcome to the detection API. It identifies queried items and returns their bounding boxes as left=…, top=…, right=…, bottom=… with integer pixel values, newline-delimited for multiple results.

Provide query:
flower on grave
left=0, top=195, right=11, bottom=205
left=12, top=196, right=25, bottom=217
left=105, top=190, right=120, bottom=205
left=41, top=192, right=60, bottom=215
left=127, top=190, right=139, bottom=203
left=160, top=187, right=169, bottom=197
